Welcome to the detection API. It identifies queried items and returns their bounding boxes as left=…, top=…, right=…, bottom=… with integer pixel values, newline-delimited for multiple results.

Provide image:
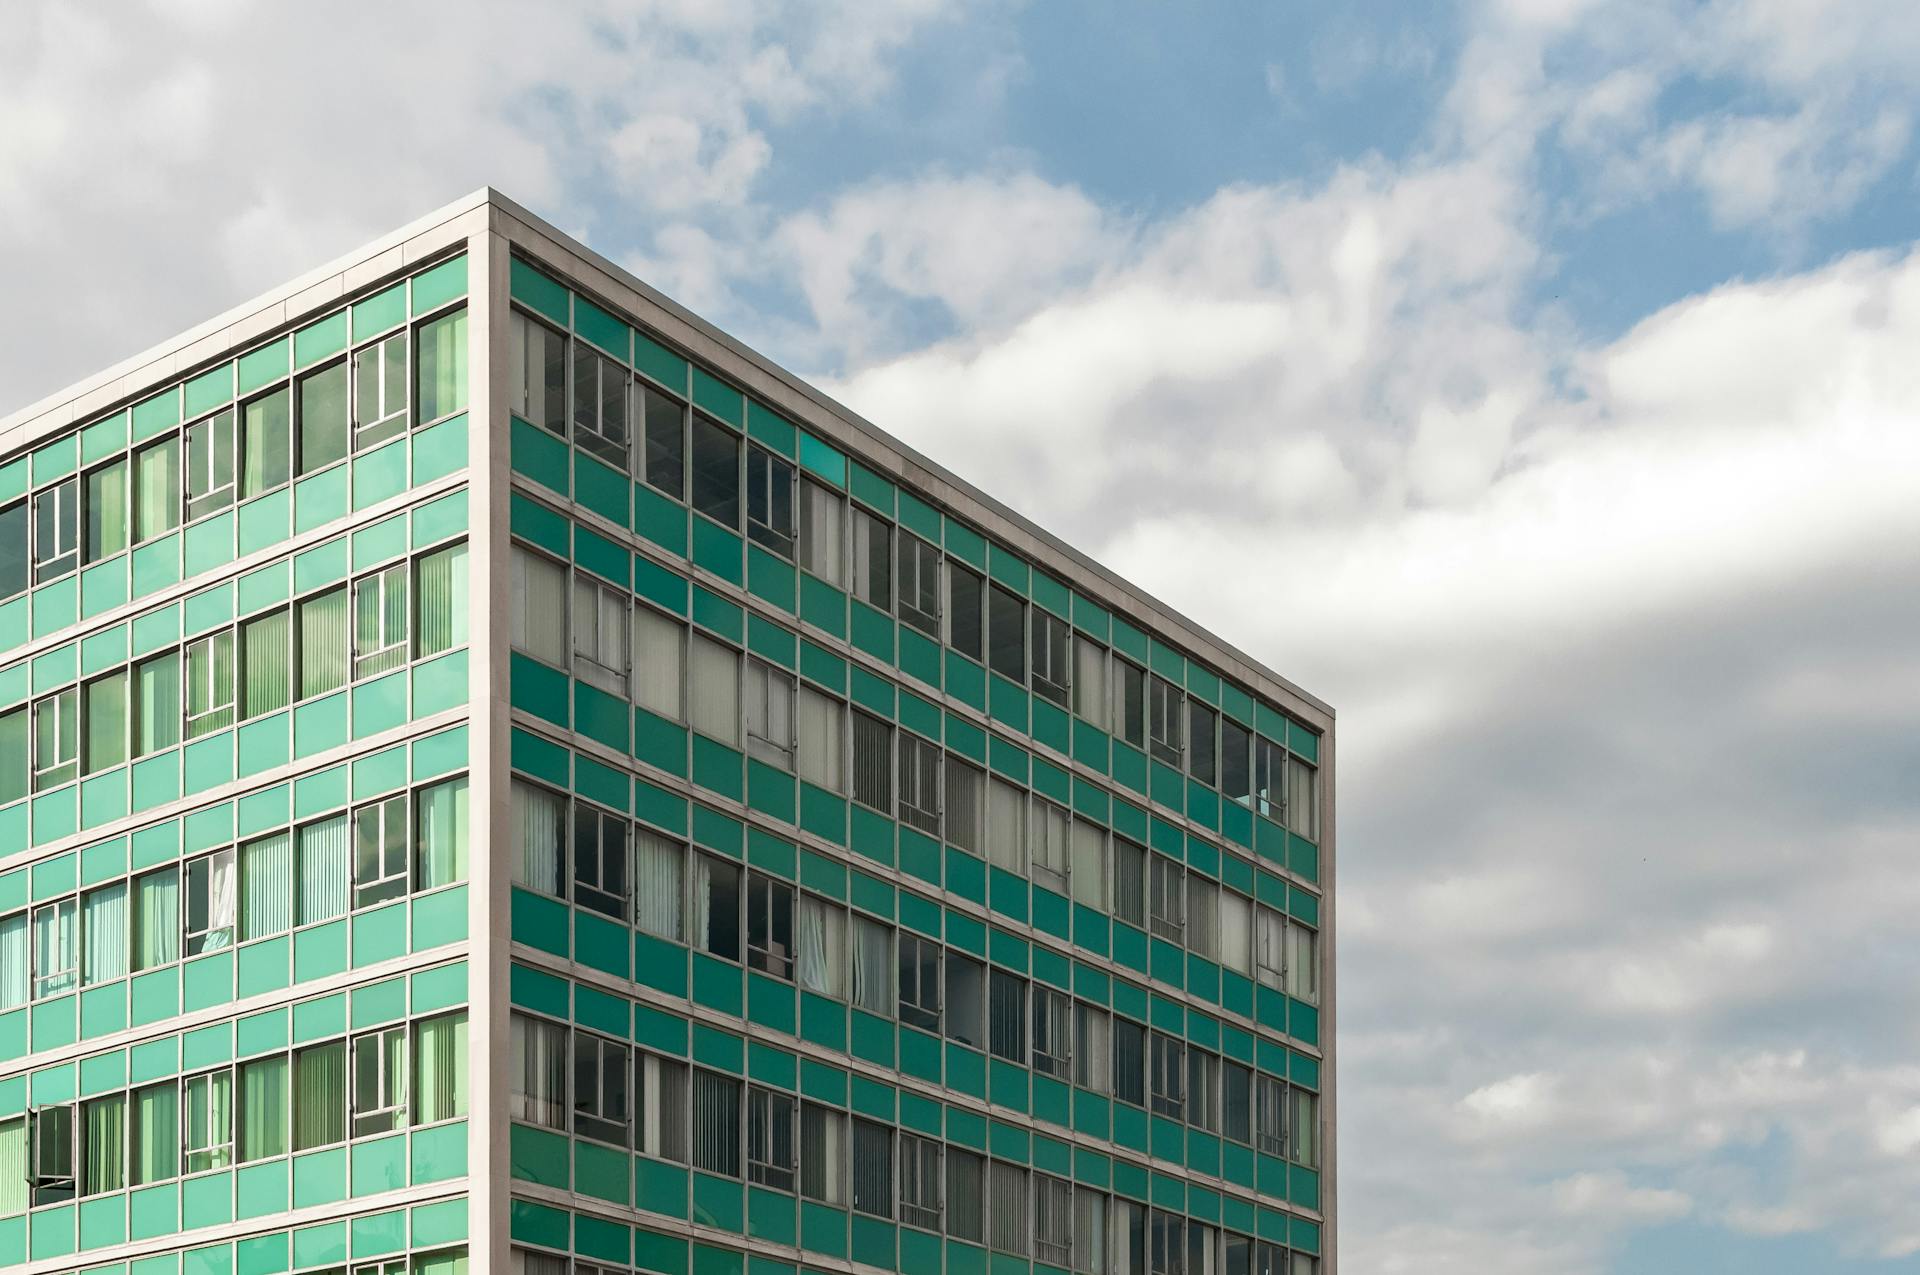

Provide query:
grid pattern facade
left=0, top=190, right=1334, bottom=1275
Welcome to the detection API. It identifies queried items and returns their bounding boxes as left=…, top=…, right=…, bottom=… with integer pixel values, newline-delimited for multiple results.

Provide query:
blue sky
left=6, top=3, right=1920, bottom=1272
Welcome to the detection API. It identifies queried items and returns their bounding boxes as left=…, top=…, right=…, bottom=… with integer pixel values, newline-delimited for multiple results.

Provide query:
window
left=1286, top=755, right=1318, bottom=840
left=796, top=894, right=844, bottom=998
left=1254, top=735, right=1284, bottom=820
left=850, top=507, right=890, bottom=610
left=1031, top=608, right=1070, bottom=706
left=238, top=1056, right=288, bottom=1164
left=1219, top=888, right=1253, bottom=976
left=639, top=1052, right=689, bottom=1162
left=1074, top=1185, right=1108, bottom=1275
left=990, top=1161, right=1029, bottom=1255
left=1070, top=818, right=1106, bottom=909
left=1117, top=658, right=1146, bottom=748
left=746, top=447, right=795, bottom=556
left=1073, top=638, right=1108, bottom=727
left=1151, top=1211, right=1185, bottom=1275
left=851, top=711, right=892, bottom=812
left=851, top=914, right=893, bottom=1015
left=945, top=953, right=985, bottom=1048
left=745, top=658, right=795, bottom=768
left=689, top=635, right=740, bottom=746
left=897, top=931, right=940, bottom=1032
left=33, top=688, right=78, bottom=790
left=633, top=606, right=685, bottom=721
left=572, top=801, right=629, bottom=920
left=1222, top=718, right=1252, bottom=805
left=1188, top=875, right=1219, bottom=961
left=293, top=1041, right=346, bottom=1151
left=84, top=458, right=127, bottom=564
left=574, top=1032, right=630, bottom=1146
left=851, top=1118, right=892, bottom=1217
left=353, top=564, right=409, bottom=679
left=184, top=848, right=235, bottom=957
left=1189, top=701, right=1217, bottom=786
left=798, top=479, right=842, bottom=584
left=1073, top=1002, right=1109, bottom=1092
left=515, top=1251, right=568, bottom=1275
left=510, top=311, right=566, bottom=433
left=1150, top=1033, right=1185, bottom=1120
left=640, top=384, right=685, bottom=498
left=633, top=828, right=684, bottom=942
left=1149, top=856, right=1184, bottom=944
left=945, top=756, right=984, bottom=853
left=32, top=1104, right=76, bottom=1204
left=129, top=651, right=179, bottom=758
left=796, top=685, right=844, bottom=793
left=353, top=794, right=409, bottom=909
left=81, top=1094, right=125, bottom=1195
left=1113, top=1017, right=1146, bottom=1108
left=510, top=1013, right=567, bottom=1130
left=1291, top=1089, right=1318, bottom=1168
left=241, top=385, right=292, bottom=498
left=298, top=585, right=349, bottom=699
left=746, top=1086, right=795, bottom=1190
left=238, top=830, right=292, bottom=943
left=1031, top=800, right=1069, bottom=895
left=32, top=898, right=75, bottom=999
left=572, top=575, right=629, bottom=696
left=746, top=872, right=794, bottom=980
left=416, top=542, right=468, bottom=659
left=353, top=1026, right=407, bottom=1136
left=898, top=732, right=940, bottom=836
left=184, top=412, right=235, bottom=521
left=1254, top=907, right=1286, bottom=991
left=1035, top=1174, right=1073, bottom=1267
left=988, top=777, right=1025, bottom=873
left=81, top=882, right=127, bottom=985
left=1031, top=985, right=1071, bottom=1078
left=949, top=562, right=984, bottom=662
left=183, top=631, right=235, bottom=739
left=240, top=608, right=291, bottom=718
left=800, top=1102, right=844, bottom=1204
left=1189, top=1223, right=1218, bottom=1275
left=296, top=813, right=350, bottom=925
left=1188, top=1049, right=1220, bottom=1132
left=691, top=854, right=741, bottom=962
left=352, top=330, right=408, bottom=452
left=1287, top=919, right=1319, bottom=1003
left=1224, top=1062, right=1253, bottom=1145
left=948, top=1148, right=985, bottom=1242
left=689, top=415, right=740, bottom=527
left=511, top=780, right=568, bottom=899
left=900, top=1132, right=941, bottom=1230
left=0, top=501, right=22, bottom=601
left=0, top=706, right=20, bottom=807
left=417, top=309, right=468, bottom=423
left=183, top=1069, right=233, bottom=1173
left=33, top=477, right=78, bottom=581
left=898, top=534, right=940, bottom=636
left=573, top=340, right=630, bottom=465
left=989, top=969, right=1025, bottom=1062
left=415, top=1011, right=469, bottom=1124
left=1149, top=676, right=1183, bottom=766
left=988, top=585, right=1025, bottom=682
left=1226, top=1234, right=1252, bottom=1275
left=132, top=869, right=178, bottom=971
left=691, top=1069, right=740, bottom=1176
left=1116, top=1200, right=1148, bottom=1275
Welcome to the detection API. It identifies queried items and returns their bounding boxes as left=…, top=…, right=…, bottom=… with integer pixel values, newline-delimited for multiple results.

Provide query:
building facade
left=0, top=190, right=1335, bottom=1275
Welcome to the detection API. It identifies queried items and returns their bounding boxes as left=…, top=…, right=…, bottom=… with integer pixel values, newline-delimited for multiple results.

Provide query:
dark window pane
left=690, top=415, right=740, bottom=528
left=988, top=586, right=1025, bottom=682
left=949, top=564, right=983, bottom=661
left=642, top=385, right=685, bottom=497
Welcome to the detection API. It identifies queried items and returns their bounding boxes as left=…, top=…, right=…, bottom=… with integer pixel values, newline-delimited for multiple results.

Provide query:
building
left=0, top=189, right=1335, bottom=1275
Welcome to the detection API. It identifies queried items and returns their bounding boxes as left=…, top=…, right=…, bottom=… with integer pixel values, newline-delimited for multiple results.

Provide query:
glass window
left=241, top=385, right=292, bottom=498
left=1291, top=1089, right=1318, bottom=1168
left=352, top=1026, right=407, bottom=1137
left=132, top=437, right=180, bottom=546
left=1035, top=1174, right=1073, bottom=1267
left=1188, top=1049, right=1220, bottom=1132
left=0, top=501, right=27, bottom=600
left=798, top=479, right=842, bottom=584
left=351, top=331, right=408, bottom=452
left=30, top=1103, right=76, bottom=1205
left=897, top=931, right=940, bottom=1032
left=132, top=868, right=178, bottom=972
left=298, top=585, right=350, bottom=699
left=415, top=1011, right=469, bottom=1124
left=745, top=658, right=794, bottom=769
left=130, top=651, right=177, bottom=758
left=1255, top=1075, right=1287, bottom=1157
left=1151, top=1210, right=1185, bottom=1275
left=851, top=1118, right=892, bottom=1218
left=34, top=477, right=79, bottom=581
left=1286, top=755, right=1318, bottom=840
left=796, top=685, right=844, bottom=794
left=183, top=411, right=235, bottom=521
left=1114, top=1017, right=1146, bottom=1108
left=898, top=732, right=940, bottom=836
left=851, top=711, right=891, bottom=812
left=747, top=1085, right=795, bottom=1191
left=946, top=953, right=985, bottom=1048
left=689, top=415, right=740, bottom=528
left=1150, top=1033, right=1185, bottom=1120
left=238, top=830, right=292, bottom=942
left=416, top=542, right=469, bottom=659
left=1188, top=875, right=1219, bottom=960
left=510, top=780, right=568, bottom=900
left=945, top=756, right=984, bottom=854
left=510, top=1012, right=567, bottom=1130
left=988, top=585, right=1025, bottom=682
left=32, top=898, right=76, bottom=999
left=1150, top=856, right=1184, bottom=944
left=183, top=1069, right=233, bottom=1173
left=1070, top=818, right=1106, bottom=910
left=988, top=777, right=1025, bottom=873
left=691, top=854, right=741, bottom=962
left=1031, top=985, right=1071, bottom=1078
left=237, top=1055, right=288, bottom=1164
left=989, top=969, right=1025, bottom=1062
left=573, top=340, right=630, bottom=466
left=1286, top=919, right=1319, bottom=1003
left=416, top=308, right=468, bottom=424
left=1073, top=637, right=1108, bottom=727
left=1223, top=1062, right=1252, bottom=1144
left=947, top=1147, right=985, bottom=1242
left=746, top=447, right=795, bottom=557
left=184, top=631, right=235, bottom=739
left=1074, top=1185, right=1108, bottom=1275
left=1117, top=658, right=1146, bottom=748
left=353, top=794, right=409, bottom=910
left=1031, top=799, right=1069, bottom=895
left=851, top=913, right=892, bottom=1015
left=900, top=1132, right=942, bottom=1230
left=1255, top=906, right=1286, bottom=990
left=81, top=882, right=126, bottom=986
left=183, top=848, right=236, bottom=957
left=691, top=1068, right=740, bottom=1177
left=241, top=608, right=291, bottom=719
left=1073, top=1002, right=1109, bottom=1092
left=510, top=545, right=567, bottom=668
left=1031, top=608, right=1070, bottom=706
left=1189, top=701, right=1217, bottom=786
left=640, top=383, right=685, bottom=497
left=32, top=688, right=78, bottom=790
left=572, top=575, right=629, bottom=696
left=299, top=359, right=351, bottom=473
left=850, top=506, right=890, bottom=610
left=746, top=871, right=794, bottom=980
left=633, top=828, right=684, bottom=942
left=353, top=563, right=409, bottom=680
left=573, top=801, right=629, bottom=920
left=639, top=1052, right=689, bottom=1162
left=510, top=311, right=567, bottom=433
left=79, top=1095, right=123, bottom=1196
left=796, top=893, right=845, bottom=998
left=633, top=605, right=685, bottom=721
left=799, top=1102, right=844, bottom=1204
left=1149, top=676, right=1183, bottom=767
left=1219, top=888, right=1253, bottom=976
left=689, top=635, right=740, bottom=746
left=0, top=706, right=21, bottom=807
left=574, top=1031, right=631, bottom=1146
left=1113, top=837, right=1146, bottom=928
left=84, top=458, right=128, bottom=563
left=1116, top=1200, right=1147, bottom=1275
left=948, top=562, right=984, bottom=662
left=1221, top=718, right=1252, bottom=805
left=990, top=1161, right=1028, bottom=1255
left=293, top=1040, right=347, bottom=1151
left=898, top=534, right=940, bottom=637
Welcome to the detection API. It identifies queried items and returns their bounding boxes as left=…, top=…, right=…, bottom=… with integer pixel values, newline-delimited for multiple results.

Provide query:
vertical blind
left=0, top=913, right=24, bottom=1009
left=238, top=1056, right=288, bottom=1162
left=691, top=1070, right=740, bottom=1177
left=510, top=1013, right=566, bottom=1130
left=239, top=833, right=293, bottom=941
left=133, top=870, right=178, bottom=970
left=82, top=1098, right=123, bottom=1195
left=511, top=781, right=566, bottom=897
left=632, top=607, right=683, bottom=720
left=81, top=882, right=127, bottom=985
left=0, top=1120, right=26, bottom=1214
left=990, top=1161, right=1029, bottom=1254
left=297, top=816, right=351, bottom=925
left=416, top=777, right=469, bottom=890
left=135, top=654, right=179, bottom=754
left=988, top=778, right=1025, bottom=871
left=133, top=439, right=180, bottom=543
left=416, top=543, right=468, bottom=658
left=416, top=1012, right=468, bottom=1123
left=242, top=610, right=290, bottom=717
left=511, top=547, right=567, bottom=667
left=688, top=636, right=739, bottom=745
left=851, top=1119, right=892, bottom=1217
left=300, top=588, right=349, bottom=698
left=292, top=1043, right=346, bottom=1151
left=130, top=1083, right=177, bottom=1185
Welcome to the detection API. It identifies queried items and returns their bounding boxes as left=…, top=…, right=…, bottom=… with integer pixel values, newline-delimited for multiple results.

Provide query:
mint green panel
left=33, top=577, right=77, bottom=638
left=181, top=951, right=233, bottom=1011
left=351, top=438, right=408, bottom=511
left=690, top=518, right=743, bottom=586
left=32, top=788, right=78, bottom=846
left=128, top=1182, right=178, bottom=1240
left=81, top=411, right=129, bottom=464
left=181, top=732, right=233, bottom=795
left=411, top=414, right=468, bottom=485
left=574, top=294, right=632, bottom=358
left=575, top=1138, right=629, bottom=1204
left=351, top=901, right=407, bottom=967
left=412, top=255, right=468, bottom=310
left=349, top=1209, right=406, bottom=1259
left=31, top=434, right=78, bottom=485
left=31, top=995, right=76, bottom=1049
left=80, top=559, right=128, bottom=618
left=237, top=489, right=292, bottom=556
left=692, top=369, right=743, bottom=426
left=511, top=418, right=569, bottom=494
left=353, top=284, right=406, bottom=339
left=294, top=312, right=348, bottom=369
left=294, top=466, right=349, bottom=534
left=797, top=433, right=845, bottom=487
left=30, top=1205, right=76, bottom=1262
left=235, top=1161, right=289, bottom=1220
left=78, top=1193, right=126, bottom=1249
left=292, top=692, right=348, bottom=759
left=0, top=598, right=26, bottom=654
left=182, top=511, right=235, bottom=577
left=293, top=920, right=348, bottom=983
left=351, top=1133, right=407, bottom=1196
left=510, top=1122, right=568, bottom=1187
left=411, top=1196, right=469, bottom=1248
left=180, top=1169, right=232, bottom=1228
left=291, top=1147, right=348, bottom=1208
left=79, top=982, right=127, bottom=1038
left=350, top=669, right=408, bottom=739
left=237, top=338, right=289, bottom=395
left=410, top=1120, right=468, bottom=1185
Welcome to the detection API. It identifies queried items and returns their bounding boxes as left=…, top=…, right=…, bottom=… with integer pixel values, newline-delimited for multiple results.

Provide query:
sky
left=5, top=2, right=1920, bottom=1271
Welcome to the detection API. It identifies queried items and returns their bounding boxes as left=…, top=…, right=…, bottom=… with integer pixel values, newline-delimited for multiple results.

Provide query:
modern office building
left=0, top=189, right=1335, bottom=1275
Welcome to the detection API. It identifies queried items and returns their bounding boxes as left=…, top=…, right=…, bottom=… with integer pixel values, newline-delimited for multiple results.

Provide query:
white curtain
left=509, top=1013, right=566, bottom=1130
left=510, top=547, right=567, bottom=668
left=82, top=884, right=127, bottom=984
left=632, top=607, right=684, bottom=722
left=417, top=777, right=469, bottom=890
left=1219, top=890, right=1252, bottom=976
left=1074, top=638, right=1108, bottom=728
left=133, top=870, right=178, bottom=970
left=204, top=850, right=236, bottom=951
left=1070, top=819, right=1106, bottom=908
left=0, top=914, right=25, bottom=1009
left=510, top=781, right=565, bottom=897
left=796, top=895, right=843, bottom=998
left=796, top=686, right=843, bottom=793
left=851, top=915, right=891, bottom=1014
left=990, top=1162, right=1029, bottom=1254
left=988, top=779, right=1025, bottom=872
left=688, top=636, right=739, bottom=745
left=239, top=833, right=292, bottom=941
left=298, top=816, right=350, bottom=925
left=633, top=828, right=683, bottom=941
